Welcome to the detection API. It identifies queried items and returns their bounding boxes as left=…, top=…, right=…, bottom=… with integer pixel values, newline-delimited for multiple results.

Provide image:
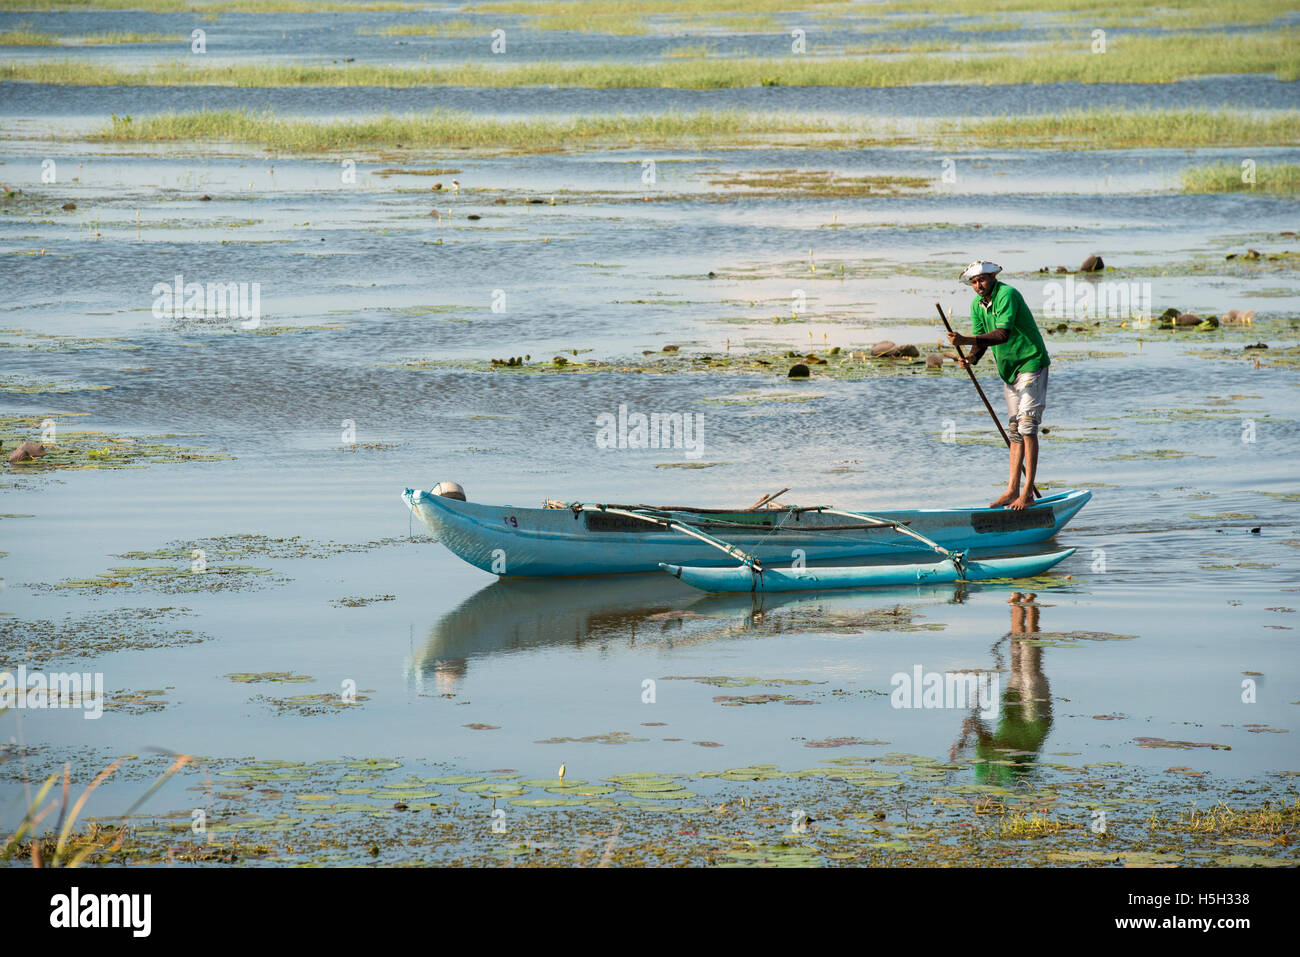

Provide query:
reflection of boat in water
left=407, top=573, right=978, bottom=690
left=407, top=575, right=698, bottom=690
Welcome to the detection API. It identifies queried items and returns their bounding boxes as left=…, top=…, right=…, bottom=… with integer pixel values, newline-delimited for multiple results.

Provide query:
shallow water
left=1, top=18, right=1298, bottom=865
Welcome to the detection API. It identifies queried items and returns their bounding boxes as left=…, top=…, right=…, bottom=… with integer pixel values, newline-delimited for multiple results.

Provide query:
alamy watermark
left=595, top=404, right=705, bottom=459
left=152, top=274, right=261, bottom=328
left=891, top=665, right=998, bottom=719
left=0, top=667, right=104, bottom=720
left=1042, top=276, right=1151, bottom=320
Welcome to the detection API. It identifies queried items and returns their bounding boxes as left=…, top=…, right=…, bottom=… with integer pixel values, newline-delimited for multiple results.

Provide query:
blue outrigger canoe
left=401, top=484, right=1090, bottom=580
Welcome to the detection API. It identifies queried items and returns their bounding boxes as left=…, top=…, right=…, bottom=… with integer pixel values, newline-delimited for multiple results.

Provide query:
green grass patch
left=0, top=24, right=54, bottom=44
left=364, top=19, right=482, bottom=37
left=91, top=107, right=851, bottom=152
left=0, top=0, right=423, bottom=10
left=73, top=30, right=186, bottom=44
left=5, top=28, right=1296, bottom=87
left=974, top=109, right=1300, bottom=150
left=84, top=106, right=1300, bottom=155
left=1181, top=162, right=1300, bottom=194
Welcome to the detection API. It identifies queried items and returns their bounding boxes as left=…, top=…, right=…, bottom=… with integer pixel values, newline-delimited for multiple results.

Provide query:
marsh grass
left=1, top=752, right=192, bottom=867
left=94, top=108, right=852, bottom=152
left=1, top=0, right=1293, bottom=28
left=1181, top=162, right=1300, bottom=194
left=72, top=30, right=187, bottom=44
left=974, top=109, right=1300, bottom=150
left=6, top=29, right=1296, bottom=87
left=998, top=811, right=1080, bottom=838
left=663, top=42, right=719, bottom=58
left=0, top=24, right=54, bottom=44
left=951, top=18, right=1020, bottom=32
left=707, top=168, right=932, bottom=197
left=0, top=0, right=422, bottom=9
left=1147, top=799, right=1300, bottom=838
left=364, top=19, right=483, bottom=37
left=89, top=107, right=1300, bottom=153
left=468, top=0, right=1298, bottom=31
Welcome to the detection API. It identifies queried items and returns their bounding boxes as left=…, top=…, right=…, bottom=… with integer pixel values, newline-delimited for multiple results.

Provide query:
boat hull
left=660, top=548, right=1076, bottom=593
left=401, top=487, right=1091, bottom=578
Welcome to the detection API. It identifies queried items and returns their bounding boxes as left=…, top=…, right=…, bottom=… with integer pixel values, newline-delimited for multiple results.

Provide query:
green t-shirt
left=971, top=281, right=1050, bottom=384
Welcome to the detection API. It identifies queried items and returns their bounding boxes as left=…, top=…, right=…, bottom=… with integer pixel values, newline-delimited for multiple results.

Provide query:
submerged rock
left=61, top=202, right=76, bottom=211
left=1081, top=255, right=1104, bottom=272
left=7, top=441, right=46, bottom=464
left=787, top=363, right=810, bottom=378
left=198, top=194, right=212, bottom=201
left=1175, top=312, right=1201, bottom=326
left=1244, top=342, right=1268, bottom=350
left=870, top=341, right=919, bottom=358
left=925, top=352, right=944, bottom=369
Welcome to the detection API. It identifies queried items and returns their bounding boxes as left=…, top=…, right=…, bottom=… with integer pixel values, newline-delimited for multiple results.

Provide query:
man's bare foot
left=990, top=488, right=1019, bottom=507
left=1008, top=493, right=1034, bottom=510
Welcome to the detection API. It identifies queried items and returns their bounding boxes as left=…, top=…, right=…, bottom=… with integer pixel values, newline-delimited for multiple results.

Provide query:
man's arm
left=949, top=327, right=1009, bottom=364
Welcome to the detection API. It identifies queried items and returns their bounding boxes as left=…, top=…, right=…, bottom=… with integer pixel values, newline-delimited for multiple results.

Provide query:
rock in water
left=895, top=344, right=920, bottom=358
left=925, top=352, right=944, bottom=368
left=1081, top=255, right=1104, bottom=272
left=787, top=363, right=811, bottom=378
left=7, top=441, right=46, bottom=464
left=870, top=340, right=898, bottom=357
left=61, top=202, right=76, bottom=211
left=1175, top=312, right=1201, bottom=326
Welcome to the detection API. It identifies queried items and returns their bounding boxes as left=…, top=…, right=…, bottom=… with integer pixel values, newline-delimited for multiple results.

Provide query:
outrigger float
left=401, top=483, right=1088, bottom=593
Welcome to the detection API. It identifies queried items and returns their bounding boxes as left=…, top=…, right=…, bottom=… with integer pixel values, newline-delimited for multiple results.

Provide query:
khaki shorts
left=1003, top=367, right=1048, bottom=441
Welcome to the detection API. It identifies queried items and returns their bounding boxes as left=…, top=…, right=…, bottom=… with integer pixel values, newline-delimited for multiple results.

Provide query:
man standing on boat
left=945, top=261, right=1051, bottom=511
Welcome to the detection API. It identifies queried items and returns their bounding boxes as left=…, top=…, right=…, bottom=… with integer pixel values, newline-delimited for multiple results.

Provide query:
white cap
left=960, top=261, right=1002, bottom=284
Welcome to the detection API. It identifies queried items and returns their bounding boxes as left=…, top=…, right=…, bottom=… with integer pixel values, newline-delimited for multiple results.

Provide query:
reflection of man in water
left=950, top=593, right=1052, bottom=784
left=405, top=656, right=468, bottom=695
